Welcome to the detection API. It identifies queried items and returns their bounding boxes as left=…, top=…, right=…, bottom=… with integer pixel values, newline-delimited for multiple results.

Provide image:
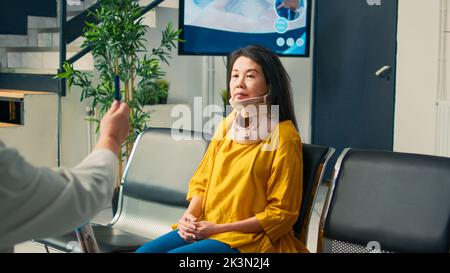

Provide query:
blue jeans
left=135, top=230, right=240, bottom=253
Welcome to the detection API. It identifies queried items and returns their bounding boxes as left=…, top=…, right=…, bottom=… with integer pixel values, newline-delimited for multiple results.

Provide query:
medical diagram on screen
left=185, top=0, right=307, bottom=34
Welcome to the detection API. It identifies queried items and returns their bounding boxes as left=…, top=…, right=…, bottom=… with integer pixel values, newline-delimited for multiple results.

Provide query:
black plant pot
left=159, top=96, right=167, bottom=104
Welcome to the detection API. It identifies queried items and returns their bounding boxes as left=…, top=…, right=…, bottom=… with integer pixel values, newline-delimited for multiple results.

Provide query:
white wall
left=60, top=85, right=92, bottom=167
left=147, top=7, right=204, bottom=104
left=0, top=93, right=58, bottom=167
left=281, top=56, right=314, bottom=143
left=394, top=0, right=444, bottom=155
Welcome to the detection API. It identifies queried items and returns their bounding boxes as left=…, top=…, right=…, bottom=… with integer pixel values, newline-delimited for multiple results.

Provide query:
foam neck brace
left=229, top=109, right=278, bottom=145
left=229, top=93, right=270, bottom=118
left=228, top=95, right=279, bottom=145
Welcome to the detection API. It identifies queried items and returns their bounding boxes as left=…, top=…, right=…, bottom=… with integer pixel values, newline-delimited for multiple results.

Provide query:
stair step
left=37, top=33, right=58, bottom=48
left=0, top=48, right=6, bottom=68
left=66, top=0, right=88, bottom=12
left=35, top=28, right=85, bottom=48
left=5, top=46, right=82, bottom=52
left=0, top=67, right=91, bottom=75
left=36, top=27, right=60, bottom=33
left=7, top=50, right=93, bottom=70
left=0, top=35, right=28, bottom=48
left=0, top=68, right=58, bottom=75
left=36, top=32, right=85, bottom=48
left=67, top=10, right=84, bottom=17
left=28, top=16, right=59, bottom=29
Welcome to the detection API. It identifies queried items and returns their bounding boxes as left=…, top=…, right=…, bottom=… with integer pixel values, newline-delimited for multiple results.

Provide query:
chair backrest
left=110, top=128, right=211, bottom=239
left=110, top=128, right=335, bottom=243
left=319, top=148, right=450, bottom=253
left=293, top=144, right=334, bottom=244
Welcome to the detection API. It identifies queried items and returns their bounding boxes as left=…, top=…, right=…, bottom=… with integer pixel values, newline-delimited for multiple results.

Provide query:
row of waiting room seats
left=35, top=128, right=450, bottom=253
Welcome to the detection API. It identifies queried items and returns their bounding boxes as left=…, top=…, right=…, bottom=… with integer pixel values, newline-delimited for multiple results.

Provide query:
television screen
left=179, top=0, right=312, bottom=57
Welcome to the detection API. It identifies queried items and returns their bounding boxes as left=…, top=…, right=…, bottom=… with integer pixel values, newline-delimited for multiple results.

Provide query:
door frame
left=311, top=0, right=399, bottom=152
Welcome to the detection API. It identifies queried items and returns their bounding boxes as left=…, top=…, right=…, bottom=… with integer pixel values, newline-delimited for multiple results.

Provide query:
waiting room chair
left=35, top=128, right=211, bottom=252
left=318, top=148, right=450, bottom=253
left=35, top=129, right=334, bottom=252
left=294, top=144, right=334, bottom=245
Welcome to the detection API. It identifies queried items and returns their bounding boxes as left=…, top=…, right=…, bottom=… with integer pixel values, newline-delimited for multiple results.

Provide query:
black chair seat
left=319, top=148, right=450, bottom=253
left=36, top=225, right=150, bottom=253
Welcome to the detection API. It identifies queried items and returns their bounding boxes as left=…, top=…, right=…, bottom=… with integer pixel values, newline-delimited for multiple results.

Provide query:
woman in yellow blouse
left=136, top=45, right=307, bottom=253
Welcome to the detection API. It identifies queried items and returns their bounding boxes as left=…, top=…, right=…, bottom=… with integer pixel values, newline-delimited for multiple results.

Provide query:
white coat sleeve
left=0, top=141, right=118, bottom=249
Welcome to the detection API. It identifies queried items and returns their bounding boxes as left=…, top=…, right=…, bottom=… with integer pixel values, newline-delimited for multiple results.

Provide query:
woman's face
left=230, top=56, right=268, bottom=101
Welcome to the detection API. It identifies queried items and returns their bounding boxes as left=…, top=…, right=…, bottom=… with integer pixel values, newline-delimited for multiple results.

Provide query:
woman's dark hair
left=228, top=44, right=299, bottom=130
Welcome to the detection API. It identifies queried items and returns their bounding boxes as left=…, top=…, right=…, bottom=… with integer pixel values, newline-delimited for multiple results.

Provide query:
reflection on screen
left=224, top=0, right=271, bottom=19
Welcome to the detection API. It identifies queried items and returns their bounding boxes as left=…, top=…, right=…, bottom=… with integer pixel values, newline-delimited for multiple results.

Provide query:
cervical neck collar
left=228, top=93, right=278, bottom=144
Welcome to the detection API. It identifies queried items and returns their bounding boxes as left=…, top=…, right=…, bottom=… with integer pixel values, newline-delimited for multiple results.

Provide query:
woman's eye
left=232, top=74, right=239, bottom=78
left=247, top=74, right=255, bottom=78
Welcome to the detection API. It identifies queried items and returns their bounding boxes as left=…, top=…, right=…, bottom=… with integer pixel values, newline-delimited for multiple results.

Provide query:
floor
left=14, top=206, right=115, bottom=253
left=14, top=183, right=329, bottom=253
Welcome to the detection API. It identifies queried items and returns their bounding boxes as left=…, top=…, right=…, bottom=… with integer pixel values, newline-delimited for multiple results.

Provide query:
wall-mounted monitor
left=179, top=0, right=312, bottom=57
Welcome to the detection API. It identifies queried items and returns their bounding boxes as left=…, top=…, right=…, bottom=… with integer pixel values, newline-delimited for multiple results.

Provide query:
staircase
left=0, top=1, right=96, bottom=168
left=0, top=0, right=179, bottom=89
left=0, top=1, right=95, bottom=89
left=0, top=0, right=178, bottom=168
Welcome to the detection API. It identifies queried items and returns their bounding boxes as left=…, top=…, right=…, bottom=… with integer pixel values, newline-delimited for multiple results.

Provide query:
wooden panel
left=0, top=122, right=20, bottom=127
left=0, top=89, right=53, bottom=99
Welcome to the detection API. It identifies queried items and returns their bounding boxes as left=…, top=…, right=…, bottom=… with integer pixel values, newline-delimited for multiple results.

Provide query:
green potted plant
left=56, top=0, right=182, bottom=191
left=136, top=78, right=170, bottom=105
left=155, top=79, right=169, bottom=104
left=136, top=81, right=159, bottom=105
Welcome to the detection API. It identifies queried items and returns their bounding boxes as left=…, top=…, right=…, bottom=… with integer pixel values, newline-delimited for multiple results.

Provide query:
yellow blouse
left=179, top=115, right=307, bottom=253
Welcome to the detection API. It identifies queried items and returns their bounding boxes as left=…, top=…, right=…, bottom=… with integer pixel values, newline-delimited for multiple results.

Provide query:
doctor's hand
left=95, top=100, right=130, bottom=155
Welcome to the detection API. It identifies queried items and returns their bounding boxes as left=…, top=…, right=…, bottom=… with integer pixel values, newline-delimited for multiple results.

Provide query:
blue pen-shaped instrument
left=114, top=74, right=121, bottom=101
